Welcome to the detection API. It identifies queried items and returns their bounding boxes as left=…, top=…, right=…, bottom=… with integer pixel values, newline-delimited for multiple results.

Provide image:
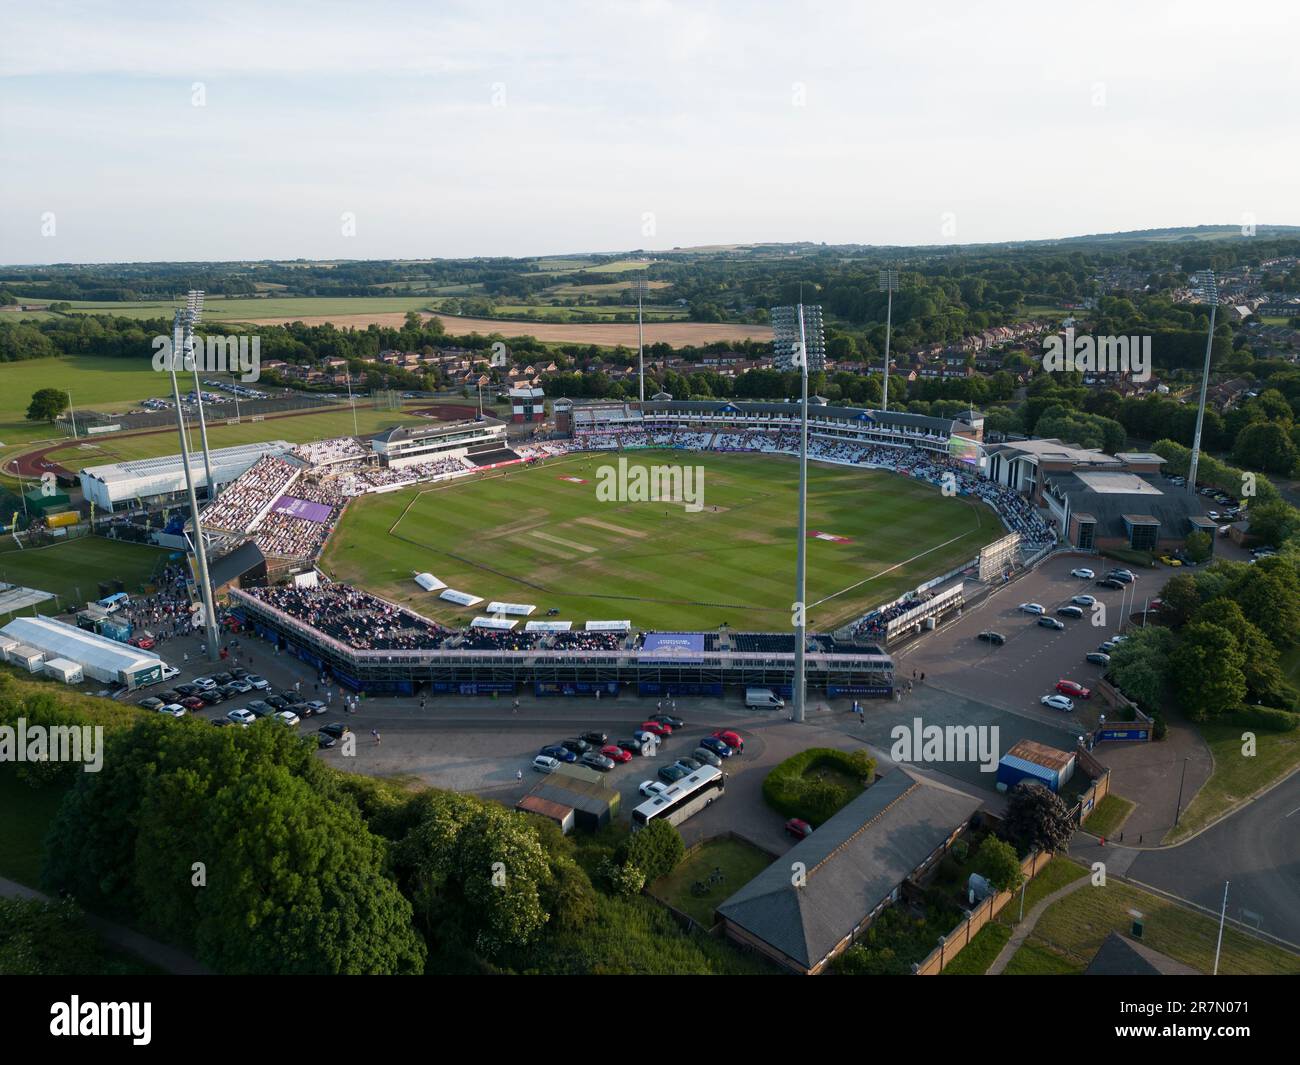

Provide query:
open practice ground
left=319, top=449, right=994, bottom=631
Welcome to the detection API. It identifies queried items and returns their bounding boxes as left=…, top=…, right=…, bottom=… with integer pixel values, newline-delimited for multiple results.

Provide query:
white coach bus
left=631, top=766, right=725, bottom=831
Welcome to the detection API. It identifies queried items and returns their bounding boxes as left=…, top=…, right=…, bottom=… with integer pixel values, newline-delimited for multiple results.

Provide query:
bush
left=762, top=747, right=877, bottom=825
left=1226, top=704, right=1300, bottom=732
left=619, top=820, right=685, bottom=881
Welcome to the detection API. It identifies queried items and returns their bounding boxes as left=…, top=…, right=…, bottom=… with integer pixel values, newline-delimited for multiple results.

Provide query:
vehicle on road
left=317, top=722, right=350, bottom=747
left=977, top=631, right=1007, bottom=645
left=785, top=818, right=813, bottom=839
left=1070, top=567, right=1095, bottom=579
left=1037, top=616, right=1066, bottom=630
left=1040, top=694, right=1075, bottom=712
left=649, top=713, right=685, bottom=729
left=745, top=687, right=785, bottom=709
left=1019, top=602, right=1045, bottom=615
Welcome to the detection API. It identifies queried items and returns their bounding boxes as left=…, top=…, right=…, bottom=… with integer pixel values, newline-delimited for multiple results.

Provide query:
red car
left=129, top=633, right=156, bottom=650
left=180, top=696, right=205, bottom=711
left=640, top=721, right=672, bottom=737
left=785, top=818, right=813, bottom=839
left=711, top=729, right=744, bottom=752
left=1056, top=679, right=1092, bottom=700
left=600, top=744, right=632, bottom=764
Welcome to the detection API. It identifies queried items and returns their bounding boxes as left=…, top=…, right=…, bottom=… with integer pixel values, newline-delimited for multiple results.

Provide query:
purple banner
left=272, top=495, right=332, bottom=523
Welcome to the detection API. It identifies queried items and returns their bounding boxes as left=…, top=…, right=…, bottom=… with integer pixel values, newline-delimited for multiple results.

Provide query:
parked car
left=1072, top=594, right=1096, bottom=607
left=1037, top=616, right=1065, bottom=630
left=274, top=710, right=301, bottom=727
left=137, top=696, right=164, bottom=711
left=650, top=713, right=685, bottom=729
left=616, top=739, right=647, bottom=757
left=632, top=729, right=661, bottom=748
left=692, top=747, right=723, bottom=768
left=1096, top=578, right=1125, bottom=590
left=302, top=700, right=327, bottom=716
left=1098, top=641, right=1117, bottom=653
left=580, top=730, right=608, bottom=746
left=226, top=708, right=256, bottom=726
left=1056, top=605, right=1084, bottom=619
left=1018, top=602, right=1045, bottom=615
left=265, top=694, right=291, bottom=710
left=198, top=689, right=225, bottom=706
left=699, top=736, right=733, bottom=757
left=977, top=630, right=1007, bottom=645
left=711, top=729, right=744, bottom=752
left=1086, top=652, right=1111, bottom=666
left=212, top=672, right=233, bottom=686
left=175, top=683, right=201, bottom=698
left=1107, top=569, right=1136, bottom=583
left=560, top=737, right=592, bottom=755
left=192, top=676, right=218, bottom=691
left=179, top=696, right=205, bottom=711
left=1056, top=679, right=1092, bottom=699
left=1070, top=567, right=1095, bottom=580
left=228, top=667, right=249, bottom=679
left=158, top=703, right=187, bottom=718
left=128, top=633, right=156, bottom=650
left=532, top=755, right=560, bottom=774
left=600, top=744, right=632, bottom=764
left=224, top=678, right=253, bottom=694
left=785, top=818, right=814, bottom=839
left=539, top=744, right=578, bottom=763
left=246, top=675, right=270, bottom=690
left=317, top=722, right=350, bottom=748
left=674, top=757, right=702, bottom=773
left=1040, top=694, right=1075, bottom=712
left=639, top=780, right=668, bottom=798
left=657, top=764, right=689, bottom=785
left=640, top=721, right=672, bottom=737
left=246, top=700, right=274, bottom=717
left=157, top=689, right=182, bottom=704
left=580, top=752, right=615, bottom=772
left=1158, top=555, right=1183, bottom=567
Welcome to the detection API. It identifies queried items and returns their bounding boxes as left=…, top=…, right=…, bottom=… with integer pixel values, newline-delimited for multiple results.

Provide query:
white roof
left=0, top=616, right=159, bottom=675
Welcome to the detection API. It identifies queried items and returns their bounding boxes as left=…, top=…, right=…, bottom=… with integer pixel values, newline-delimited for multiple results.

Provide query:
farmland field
left=319, top=449, right=993, bottom=631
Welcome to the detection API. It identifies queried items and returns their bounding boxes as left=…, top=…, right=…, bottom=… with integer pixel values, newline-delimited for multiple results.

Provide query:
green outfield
left=319, top=450, right=993, bottom=631
left=0, top=536, right=173, bottom=616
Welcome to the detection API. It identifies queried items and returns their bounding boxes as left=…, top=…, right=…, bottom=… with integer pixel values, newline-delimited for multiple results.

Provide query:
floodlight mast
left=793, top=304, right=809, bottom=725
left=879, top=268, right=899, bottom=411
left=1187, top=270, right=1218, bottom=496
left=185, top=291, right=216, bottom=500
left=167, top=295, right=220, bottom=662
left=633, top=279, right=648, bottom=404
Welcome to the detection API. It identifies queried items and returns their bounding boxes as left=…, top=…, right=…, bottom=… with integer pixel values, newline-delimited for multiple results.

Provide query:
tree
left=620, top=819, right=685, bottom=882
left=0, top=897, right=104, bottom=975
left=1184, top=530, right=1212, bottom=564
left=1228, top=560, right=1300, bottom=648
left=1170, top=623, right=1247, bottom=720
left=1246, top=500, right=1300, bottom=550
left=25, top=387, right=69, bottom=423
left=1233, top=421, right=1298, bottom=476
left=974, top=835, right=1023, bottom=893
left=1159, top=572, right=1202, bottom=628
left=1108, top=626, right=1177, bottom=710
left=455, top=805, right=552, bottom=956
left=1003, top=783, right=1074, bottom=855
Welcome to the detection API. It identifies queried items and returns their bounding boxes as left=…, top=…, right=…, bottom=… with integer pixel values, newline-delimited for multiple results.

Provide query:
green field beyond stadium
left=320, top=450, right=994, bottom=632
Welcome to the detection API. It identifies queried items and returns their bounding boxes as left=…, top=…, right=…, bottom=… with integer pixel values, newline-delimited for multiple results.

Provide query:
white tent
left=0, top=616, right=160, bottom=686
left=414, top=572, right=446, bottom=591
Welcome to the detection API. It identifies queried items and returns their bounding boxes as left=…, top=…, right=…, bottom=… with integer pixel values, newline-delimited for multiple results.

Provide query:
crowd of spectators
left=247, top=585, right=448, bottom=650
left=291, top=437, right=370, bottom=465
left=544, top=630, right=625, bottom=651
left=200, top=455, right=300, bottom=533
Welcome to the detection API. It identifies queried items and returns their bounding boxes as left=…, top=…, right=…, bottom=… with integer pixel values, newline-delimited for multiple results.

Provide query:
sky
left=0, top=0, right=1296, bottom=264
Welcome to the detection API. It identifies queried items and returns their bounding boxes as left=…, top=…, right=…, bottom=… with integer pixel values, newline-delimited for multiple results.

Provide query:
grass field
left=0, top=537, right=173, bottom=614
left=34, top=405, right=432, bottom=472
left=648, top=837, right=774, bottom=927
left=320, top=449, right=993, bottom=631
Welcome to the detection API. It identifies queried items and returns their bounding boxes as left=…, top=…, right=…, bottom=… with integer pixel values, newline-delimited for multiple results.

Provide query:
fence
left=914, top=848, right=1055, bottom=975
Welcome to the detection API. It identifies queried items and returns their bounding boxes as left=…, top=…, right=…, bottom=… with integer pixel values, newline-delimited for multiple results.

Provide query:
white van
left=745, top=687, right=785, bottom=710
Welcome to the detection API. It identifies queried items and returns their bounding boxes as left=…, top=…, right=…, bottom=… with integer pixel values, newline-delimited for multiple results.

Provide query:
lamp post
left=879, top=268, right=899, bottom=411
left=1187, top=270, right=1218, bottom=496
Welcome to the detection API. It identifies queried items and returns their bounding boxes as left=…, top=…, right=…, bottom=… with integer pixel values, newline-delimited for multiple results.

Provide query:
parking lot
left=891, top=554, right=1158, bottom=729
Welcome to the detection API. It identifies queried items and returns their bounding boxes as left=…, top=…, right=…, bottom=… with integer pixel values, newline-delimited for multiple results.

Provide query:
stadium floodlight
left=183, top=291, right=216, bottom=500
left=1186, top=270, right=1219, bottom=496
left=630, top=279, right=649, bottom=404
left=166, top=292, right=220, bottom=662
left=879, top=268, right=899, bottom=411
left=771, top=303, right=820, bottom=724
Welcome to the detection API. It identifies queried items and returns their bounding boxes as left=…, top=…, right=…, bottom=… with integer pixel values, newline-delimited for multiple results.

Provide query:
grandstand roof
left=986, top=438, right=1117, bottom=466
left=79, top=442, right=293, bottom=506
left=373, top=419, right=501, bottom=445
left=573, top=398, right=972, bottom=434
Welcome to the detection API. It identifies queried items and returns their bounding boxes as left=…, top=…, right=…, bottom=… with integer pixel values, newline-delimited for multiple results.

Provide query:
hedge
left=762, top=747, right=877, bottom=826
left=1226, top=704, right=1300, bottom=732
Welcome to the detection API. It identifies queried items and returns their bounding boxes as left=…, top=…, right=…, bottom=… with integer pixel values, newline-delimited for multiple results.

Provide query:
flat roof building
left=80, top=441, right=293, bottom=513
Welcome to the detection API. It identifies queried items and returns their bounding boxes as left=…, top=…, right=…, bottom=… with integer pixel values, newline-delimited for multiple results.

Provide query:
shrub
left=619, top=819, right=685, bottom=881
left=762, top=747, right=877, bottom=825
left=1227, top=704, right=1300, bottom=732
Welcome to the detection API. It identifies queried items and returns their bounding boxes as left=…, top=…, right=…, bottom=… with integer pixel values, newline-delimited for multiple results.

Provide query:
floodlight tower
left=184, top=291, right=217, bottom=500
left=166, top=295, right=220, bottom=662
left=772, top=303, right=824, bottom=724
left=1187, top=270, right=1218, bottom=496
left=631, top=279, right=649, bottom=403
left=879, top=268, right=899, bottom=411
